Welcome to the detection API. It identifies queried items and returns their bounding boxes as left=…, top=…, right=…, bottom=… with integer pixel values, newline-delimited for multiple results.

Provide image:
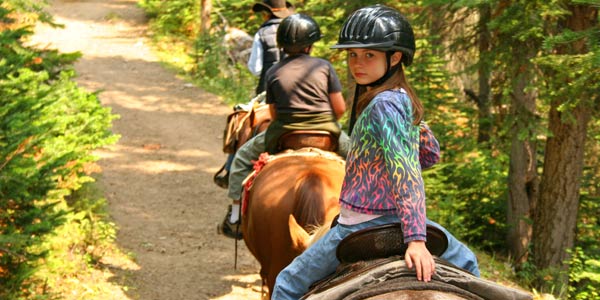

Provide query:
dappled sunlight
left=30, top=3, right=152, bottom=61
left=23, top=0, right=257, bottom=299
left=94, top=144, right=217, bottom=174
left=29, top=0, right=226, bottom=117
left=128, top=159, right=196, bottom=174
left=221, top=273, right=261, bottom=285
left=212, top=273, right=262, bottom=300
left=96, top=144, right=211, bottom=158
left=98, top=88, right=223, bottom=114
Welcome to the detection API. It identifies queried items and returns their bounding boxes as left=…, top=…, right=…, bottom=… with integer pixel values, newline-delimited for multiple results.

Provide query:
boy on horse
left=218, top=13, right=348, bottom=239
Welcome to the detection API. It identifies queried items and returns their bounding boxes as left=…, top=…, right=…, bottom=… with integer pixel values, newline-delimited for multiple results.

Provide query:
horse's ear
left=288, top=214, right=310, bottom=251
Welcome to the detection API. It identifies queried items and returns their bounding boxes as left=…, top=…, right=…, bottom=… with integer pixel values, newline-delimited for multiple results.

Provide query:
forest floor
left=31, top=0, right=261, bottom=299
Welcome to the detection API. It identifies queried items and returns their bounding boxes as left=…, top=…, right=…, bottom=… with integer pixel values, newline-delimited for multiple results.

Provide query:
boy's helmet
left=277, top=13, right=321, bottom=50
left=331, top=5, right=415, bottom=66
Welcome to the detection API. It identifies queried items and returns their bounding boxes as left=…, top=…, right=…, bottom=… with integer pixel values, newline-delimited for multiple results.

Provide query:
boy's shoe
left=214, top=172, right=229, bottom=189
left=217, top=205, right=242, bottom=240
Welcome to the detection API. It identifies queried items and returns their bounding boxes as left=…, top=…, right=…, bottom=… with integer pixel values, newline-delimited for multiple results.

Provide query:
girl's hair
left=355, top=61, right=423, bottom=125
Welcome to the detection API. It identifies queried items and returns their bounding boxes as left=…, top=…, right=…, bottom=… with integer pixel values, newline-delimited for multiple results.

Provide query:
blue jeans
left=271, top=216, right=480, bottom=300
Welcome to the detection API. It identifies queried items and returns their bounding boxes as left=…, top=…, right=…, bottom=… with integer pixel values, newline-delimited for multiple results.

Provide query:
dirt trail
left=31, top=0, right=261, bottom=299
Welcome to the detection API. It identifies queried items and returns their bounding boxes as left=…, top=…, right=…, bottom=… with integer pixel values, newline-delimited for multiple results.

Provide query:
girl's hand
left=405, top=240, right=436, bottom=282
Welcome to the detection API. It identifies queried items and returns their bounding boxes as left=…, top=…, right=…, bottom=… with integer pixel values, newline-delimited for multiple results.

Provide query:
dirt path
left=31, top=0, right=261, bottom=299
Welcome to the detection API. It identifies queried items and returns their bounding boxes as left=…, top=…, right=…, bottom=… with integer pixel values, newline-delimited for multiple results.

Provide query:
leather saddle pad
left=336, top=223, right=449, bottom=264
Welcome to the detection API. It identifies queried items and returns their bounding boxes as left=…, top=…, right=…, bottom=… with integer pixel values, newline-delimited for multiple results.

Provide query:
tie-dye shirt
left=339, top=89, right=426, bottom=243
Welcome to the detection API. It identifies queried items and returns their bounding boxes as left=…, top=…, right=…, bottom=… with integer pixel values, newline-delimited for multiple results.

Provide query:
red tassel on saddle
left=241, top=152, right=271, bottom=216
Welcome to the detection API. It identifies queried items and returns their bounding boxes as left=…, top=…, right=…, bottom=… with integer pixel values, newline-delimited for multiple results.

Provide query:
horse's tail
left=292, top=169, right=329, bottom=233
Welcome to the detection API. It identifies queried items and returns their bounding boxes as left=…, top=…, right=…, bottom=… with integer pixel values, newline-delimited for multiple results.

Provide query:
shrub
left=0, top=6, right=118, bottom=298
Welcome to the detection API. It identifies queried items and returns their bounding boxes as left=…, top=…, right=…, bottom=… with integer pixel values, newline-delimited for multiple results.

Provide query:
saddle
left=278, top=130, right=337, bottom=152
left=336, top=223, right=448, bottom=264
left=222, top=92, right=271, bottom=154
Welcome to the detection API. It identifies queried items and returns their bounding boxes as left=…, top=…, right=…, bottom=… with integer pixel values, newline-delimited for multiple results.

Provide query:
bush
left=0, top=6, right=118, bottom=298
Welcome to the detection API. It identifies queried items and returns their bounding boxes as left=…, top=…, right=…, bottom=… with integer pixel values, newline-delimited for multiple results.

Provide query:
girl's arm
left=372, top=97, right=434, bottom=281
left=371, top=97, right=427, bottom=242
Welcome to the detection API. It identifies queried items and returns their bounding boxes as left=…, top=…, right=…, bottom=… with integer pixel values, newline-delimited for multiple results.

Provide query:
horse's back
left=361, top=290, right=470, bottom=300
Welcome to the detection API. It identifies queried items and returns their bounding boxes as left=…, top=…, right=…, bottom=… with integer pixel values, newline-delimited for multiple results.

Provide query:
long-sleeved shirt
left=339, top=89, right=426, bottom=243
left=247, top=33, right=263, bottom=76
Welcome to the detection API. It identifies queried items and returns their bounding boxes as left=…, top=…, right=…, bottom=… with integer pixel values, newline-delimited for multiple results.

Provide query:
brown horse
left=214, top=95, right=272, bottom=187
left=241, top=148, right=345, bottom=299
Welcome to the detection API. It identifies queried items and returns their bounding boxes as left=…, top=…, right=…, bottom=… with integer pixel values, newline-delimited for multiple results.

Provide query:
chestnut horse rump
left=241, top=147, right=344, bottom=218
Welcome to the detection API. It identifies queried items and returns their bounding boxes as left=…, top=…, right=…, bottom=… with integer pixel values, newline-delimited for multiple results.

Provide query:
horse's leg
left=261, top=276, right=269, bottom=300
left=258, top=267, right=270, bottom=299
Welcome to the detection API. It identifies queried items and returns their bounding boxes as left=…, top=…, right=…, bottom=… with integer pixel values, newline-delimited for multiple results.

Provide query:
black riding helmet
left=277, top=13, right=321, bottom=52
left=331, top=4, right=415, bottom=66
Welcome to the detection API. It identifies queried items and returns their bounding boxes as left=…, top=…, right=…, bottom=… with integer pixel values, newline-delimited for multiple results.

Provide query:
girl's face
left=347, top=49, right=402, bottom=85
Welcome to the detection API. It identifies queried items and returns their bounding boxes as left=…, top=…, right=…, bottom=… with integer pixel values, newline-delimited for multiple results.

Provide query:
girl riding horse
left=272, top=5, right=480, bottom=299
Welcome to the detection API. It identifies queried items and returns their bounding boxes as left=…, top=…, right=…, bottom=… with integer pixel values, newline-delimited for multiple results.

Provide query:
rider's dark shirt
left=265, top=53, right=342, bottom=113
left=263, top=53, right=342, bottom=153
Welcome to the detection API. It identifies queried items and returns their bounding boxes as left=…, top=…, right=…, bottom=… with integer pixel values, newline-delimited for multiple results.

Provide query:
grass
left=30, top=180, right=139, bottom=300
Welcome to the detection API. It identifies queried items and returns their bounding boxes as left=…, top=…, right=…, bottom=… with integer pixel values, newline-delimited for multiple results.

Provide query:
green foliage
left=426, top=149, right=509, bottom=249
left=214, top=0, right=263, bottom=34
left=568, top=247, right=600, bottom=300
left=518, top=259, right=570, bottom=298
left=0, top=5, right=119, bottom=298
left=409, top=29, right=510, bottom=249
left=30, top=183, right=133, bottom=300
left=138, top=0, right=197, bottom=36
left=191, top=33, right=256, bottom=102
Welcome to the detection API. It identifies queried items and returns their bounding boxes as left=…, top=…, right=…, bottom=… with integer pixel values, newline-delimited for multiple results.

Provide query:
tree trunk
left=476, top=4, right=492, bottom=144
left=533, top=3, right=597, bottom=273
left=463, top=5, right=492, bottom=144
left=200, top=0, right=212, bottom=36
left=534, top=102, right=589, bottom=269
left=506, top=66, right=538, bottom=267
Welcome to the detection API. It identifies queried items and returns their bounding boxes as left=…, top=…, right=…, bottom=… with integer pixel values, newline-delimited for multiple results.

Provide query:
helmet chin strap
left=348, top=52, right=400, bottom=135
